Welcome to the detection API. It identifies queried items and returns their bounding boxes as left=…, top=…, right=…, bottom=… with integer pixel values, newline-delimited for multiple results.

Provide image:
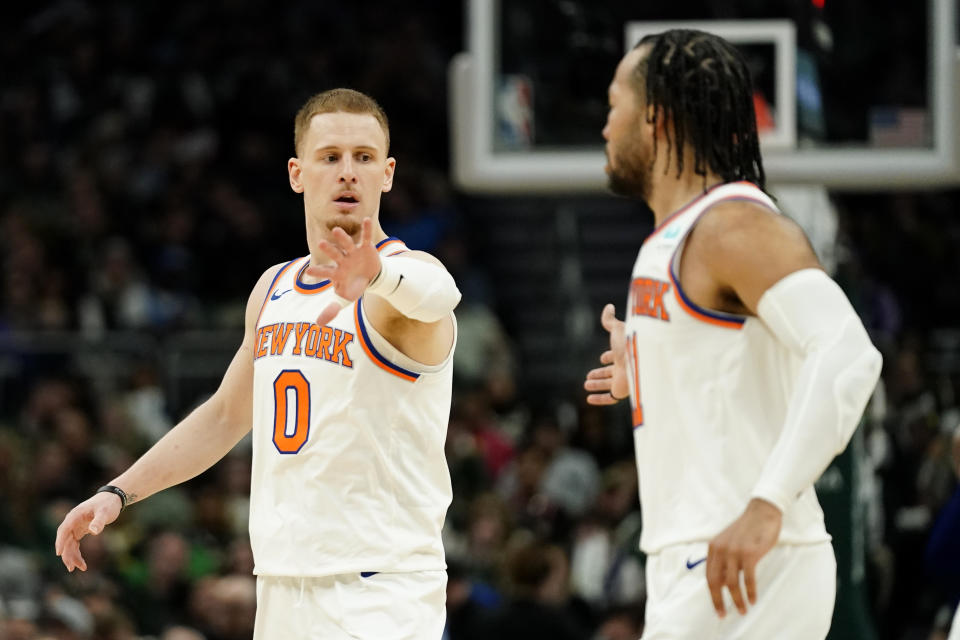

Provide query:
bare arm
left=55, top=263, right=282, bottom=571
left=687, top=200, right=822, bottom=315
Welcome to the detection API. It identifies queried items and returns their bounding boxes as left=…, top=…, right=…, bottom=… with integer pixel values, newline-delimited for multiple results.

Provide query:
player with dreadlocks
left=584, top=29, right=881, bottom=639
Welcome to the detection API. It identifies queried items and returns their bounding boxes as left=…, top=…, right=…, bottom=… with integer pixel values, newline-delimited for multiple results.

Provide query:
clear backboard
left=450, top=0, right=960, bottom=192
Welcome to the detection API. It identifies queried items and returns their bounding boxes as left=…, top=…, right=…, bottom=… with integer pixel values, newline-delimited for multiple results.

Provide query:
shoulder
left=390, top=249, right=447, bottom=270
left=688, top=198, right=822, bottom=312
left=693, top=198, right=813, bottom=262
left=244, top=260, right=299, bottom=322
left=250, top=260, right=295, bottom=299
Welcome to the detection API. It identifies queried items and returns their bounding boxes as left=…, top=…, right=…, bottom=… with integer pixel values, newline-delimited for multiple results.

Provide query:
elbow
left=831, top=340, right=883, bottom=449
left=855, top=341, right=883, bottom=394
left=434, top=271, right=462, bottom=313
left=408, top=275, right=462, bottom=323
left=866, top=344, right=883, bottom=385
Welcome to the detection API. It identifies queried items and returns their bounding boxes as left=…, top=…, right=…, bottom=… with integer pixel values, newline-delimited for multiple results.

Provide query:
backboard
left=450, top=0, right=960, bottom=192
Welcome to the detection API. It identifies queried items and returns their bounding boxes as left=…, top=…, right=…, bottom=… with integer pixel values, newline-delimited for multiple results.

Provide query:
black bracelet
left=97, top=485, right=128, bottom=511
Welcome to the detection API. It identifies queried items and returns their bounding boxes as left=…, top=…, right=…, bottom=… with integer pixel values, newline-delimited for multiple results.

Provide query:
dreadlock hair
left=632, top=29, right=766, bottom=190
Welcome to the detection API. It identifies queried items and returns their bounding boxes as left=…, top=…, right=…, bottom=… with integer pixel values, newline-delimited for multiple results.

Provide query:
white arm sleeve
left=751, top=268, right=883, bottom=513
left=365, top=253, right=461, bottom=323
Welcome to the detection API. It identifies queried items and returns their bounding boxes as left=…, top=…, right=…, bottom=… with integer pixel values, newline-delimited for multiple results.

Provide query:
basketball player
left=55, top=89, right=461, bottom=639
left=583, top=31, right=882, bottom=639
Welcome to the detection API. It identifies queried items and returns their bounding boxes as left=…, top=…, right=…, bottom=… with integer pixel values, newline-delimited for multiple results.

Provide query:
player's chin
left=326, top=218, right=361, bottom=238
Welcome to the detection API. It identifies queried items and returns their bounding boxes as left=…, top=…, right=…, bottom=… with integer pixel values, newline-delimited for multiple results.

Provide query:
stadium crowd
left=1, top=2, right=958, bottom=639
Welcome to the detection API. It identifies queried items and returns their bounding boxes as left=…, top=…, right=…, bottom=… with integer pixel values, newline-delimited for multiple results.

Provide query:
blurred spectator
left=122, top=530, right=193, bottom=635
left=530, top=408, right=601, bottom=522
left=444, top=492, right=513, bottom=584
left=0, top=3, right=956, bottom=639
left=444, top=559, right=501, bottom=640
left=924, top=422, right=960, bottom=638
left=591, top=604, right=645, bottom=640
left=481, top=537, right=592, bottom=640
left=161, top=626, right=207, bottom=640
left=569, top=462, right=644, bottom=610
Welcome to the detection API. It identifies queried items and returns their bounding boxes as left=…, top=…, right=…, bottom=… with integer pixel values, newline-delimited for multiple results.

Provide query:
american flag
left=869, top=107, right=928, bottom=147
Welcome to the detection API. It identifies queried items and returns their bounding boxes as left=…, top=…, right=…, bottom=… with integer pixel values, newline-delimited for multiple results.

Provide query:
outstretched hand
left=706, top=498, right=782, bottom=618
left=584, top=303, right=630, bottom=405
left=306, top=218, right=382, bottom=326
left=55, top=492, right=123, bottom=572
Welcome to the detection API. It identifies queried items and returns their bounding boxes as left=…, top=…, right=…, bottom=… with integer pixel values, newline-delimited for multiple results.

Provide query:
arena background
left=0, top=1, right=958, bottom=639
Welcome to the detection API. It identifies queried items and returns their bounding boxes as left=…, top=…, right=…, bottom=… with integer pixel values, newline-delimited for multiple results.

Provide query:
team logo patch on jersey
left=629, top=277, right=671, bottom=322
left=255, top=322, right=354, bottom=368
left=663, top=224, right=682, bottom=239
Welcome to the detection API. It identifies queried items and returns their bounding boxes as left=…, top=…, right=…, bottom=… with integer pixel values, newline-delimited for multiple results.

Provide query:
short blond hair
left=293, top=88, right=390, bottom=156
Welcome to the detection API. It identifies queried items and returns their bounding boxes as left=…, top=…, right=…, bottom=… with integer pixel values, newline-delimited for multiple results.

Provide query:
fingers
left=329, top=226, right=356, bottom=253
left=88, top=509, right=108, bottom=535
left=315, top=301, right=346, bottom=327
left=585, top=364, right=618, bottom=405
left=317, top=239, right=345, bottom=264
left=585, top=365, right=613, bottom=380
left=55, top=509, right=87, bottom=557
left=744, top=558, right=758, bottom=605
left=599, top=349, right=614, bottom=365
left=707, top=544, right=751, bottom=619
left=600, top=304, right=617, bottom=331
left=54, top=522, right=68, bottom=557
left=584, top=378, right=612, bottom=392
left=586, top=393, right=618, bottom=406
left=318, top=223, right=361, bottom=264
left=360, top=218, right=373, bottom=246
left=55, top=528, right=86, bottom=573
left=725, top=556, right=747, bottom=615
left=706, top=545, right=726, bottom=618
left=304, top=265, right=336, bottom=280
left=62, top=541, right=88, bottom=572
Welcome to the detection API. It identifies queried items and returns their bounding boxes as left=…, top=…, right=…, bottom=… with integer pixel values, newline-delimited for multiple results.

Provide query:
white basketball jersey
left=249, top=237, right=455, bottom=576
left=623, top=182, right=831, bottom=554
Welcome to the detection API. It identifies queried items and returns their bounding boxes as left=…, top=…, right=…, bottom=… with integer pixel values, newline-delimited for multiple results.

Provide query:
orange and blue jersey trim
left=663, top=193, right=763, bottom=330
left=290, top=239, right=408, bottom=297
left=293, top=258, right=334, bottom=295
left=376, top=237, right=408, bottom=256
left=644, top=180, right=758, bottom=245
left=354, top=297, right=420, bottom=382
left=667, top=265, right=746, bottom=330
left=660, top=189, right=777, bottom=330
left=257, top=258, right=300, bottom=328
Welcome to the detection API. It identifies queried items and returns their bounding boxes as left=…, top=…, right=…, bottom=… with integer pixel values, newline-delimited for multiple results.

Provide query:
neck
left=646, top=154, right=724, bottom=227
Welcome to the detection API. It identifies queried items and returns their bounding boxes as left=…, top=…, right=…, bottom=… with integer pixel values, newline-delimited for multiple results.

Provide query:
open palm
left=306, top=218, right=382, bottom=326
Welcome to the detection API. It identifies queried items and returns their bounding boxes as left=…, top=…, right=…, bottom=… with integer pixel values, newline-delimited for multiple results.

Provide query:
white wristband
left=367, top=258, right=403, bottom=297
left=365, top=255, right=461, bottom=323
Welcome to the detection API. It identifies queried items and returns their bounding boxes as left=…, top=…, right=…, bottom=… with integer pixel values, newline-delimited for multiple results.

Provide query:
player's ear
left=288, top=157, right=304, bottom=193
left=382, top=157, right=396, bottom=193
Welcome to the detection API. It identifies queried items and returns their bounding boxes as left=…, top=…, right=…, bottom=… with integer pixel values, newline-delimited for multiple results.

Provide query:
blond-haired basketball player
left=584, top=31, right=882, bottom=639
left=56, top=88, right=461, bottom=639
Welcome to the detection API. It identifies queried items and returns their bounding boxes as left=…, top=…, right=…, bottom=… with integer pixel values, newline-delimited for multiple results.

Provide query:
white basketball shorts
left=253, top=570, right=447, bottom=640
left=642, top=541, right=836, bottom=639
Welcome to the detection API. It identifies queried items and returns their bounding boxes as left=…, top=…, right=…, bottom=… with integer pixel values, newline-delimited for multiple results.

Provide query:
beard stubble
left=326, top=217, right=361, bottom=238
